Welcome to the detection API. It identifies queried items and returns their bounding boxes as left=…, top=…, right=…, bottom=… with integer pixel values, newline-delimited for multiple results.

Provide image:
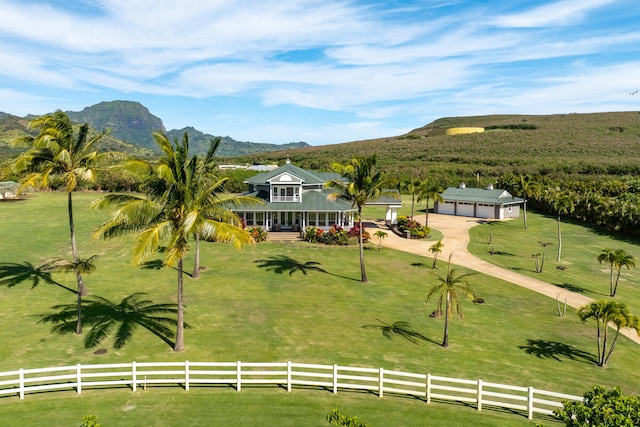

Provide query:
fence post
left=19, top=368, right=24, bottom=400
left=77, top=364, right=82, bottom=395
left=379, top=368, right=384, bottom=398
left=287, top=361, right=292, bottom=393
left=426, top=373, right=431, bottom=404
left=477, top=379, right=482, bottom=411
left=236, top=361, right=242, bottom=392
left=528, top=386, right=534, bottom=420
left=132, top=361, right=137, bottom=392
left=333, top=364, right=338, bottom=394
left=185, top=360, right=190, bottom=392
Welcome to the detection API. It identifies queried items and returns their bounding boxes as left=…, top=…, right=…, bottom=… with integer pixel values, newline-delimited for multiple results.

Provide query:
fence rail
left=0, top=361, right=582, bottom=420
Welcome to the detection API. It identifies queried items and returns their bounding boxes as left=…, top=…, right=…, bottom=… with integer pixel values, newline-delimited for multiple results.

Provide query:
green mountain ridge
left=0, top=100, right=310, bottom=158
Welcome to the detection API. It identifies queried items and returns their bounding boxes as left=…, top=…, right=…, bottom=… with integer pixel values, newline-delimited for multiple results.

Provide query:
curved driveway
left=373, top=214, right=640, bottom=346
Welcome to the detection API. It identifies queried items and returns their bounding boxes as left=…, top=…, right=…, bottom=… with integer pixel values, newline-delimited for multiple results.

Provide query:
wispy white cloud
left=490, top=0, right=619, bottom=28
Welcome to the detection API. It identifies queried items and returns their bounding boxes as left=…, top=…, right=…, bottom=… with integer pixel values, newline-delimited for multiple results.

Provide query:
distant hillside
left=0, top=100, right=310, bottom=158
left=232, top=111, right=640, bottom=184
left=66, top=101, right=165, bottom=152
left=166, top=126, right=309, bottom=157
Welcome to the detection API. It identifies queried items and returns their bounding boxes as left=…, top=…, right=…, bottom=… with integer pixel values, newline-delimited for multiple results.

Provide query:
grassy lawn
left=1, top=193, right=639, bottom=425
left=468, top=212, right=640, bottom=315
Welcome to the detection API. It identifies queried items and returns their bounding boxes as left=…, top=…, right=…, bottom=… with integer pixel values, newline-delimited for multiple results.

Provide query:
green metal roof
left=244, top=162, right=326, bottom=186
left=236, top=189, right=356, bottom=212
left=441, top=187, right=524, bottom=205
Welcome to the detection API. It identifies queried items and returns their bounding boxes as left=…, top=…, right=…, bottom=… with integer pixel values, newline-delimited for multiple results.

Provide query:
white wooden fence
left=0, top=361, right=582, bottom=421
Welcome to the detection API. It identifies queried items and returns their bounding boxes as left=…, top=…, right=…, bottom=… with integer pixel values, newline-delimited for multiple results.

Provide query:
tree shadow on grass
left=140, top=259, right=193, bottom=277
left=254, top=255, right=359, bottom=281
left=519, top=339, right=597, bottom=364
left=0, top=261, right=76, bottom=293
left=362, top=319, right=438, bottom=345
left=38, top=293, right=182, bottom=350
left=553, top=282, right=590, bottom=295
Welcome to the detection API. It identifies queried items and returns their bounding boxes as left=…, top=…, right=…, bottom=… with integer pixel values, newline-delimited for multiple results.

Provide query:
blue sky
left=1, top=0, right=639, bottom=146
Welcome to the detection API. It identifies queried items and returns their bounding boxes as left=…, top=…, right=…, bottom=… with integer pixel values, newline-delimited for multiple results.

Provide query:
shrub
left=302, top=225, right=366, bottom=245
left=320, top=224, right=350, bottom=245
left=246, top=226, right=268, bottom=243
left=397, top=216, right=430, bottom=239
left=301, top=226, right=322, bottom=243
left=347, top=225, right=370, bottom=243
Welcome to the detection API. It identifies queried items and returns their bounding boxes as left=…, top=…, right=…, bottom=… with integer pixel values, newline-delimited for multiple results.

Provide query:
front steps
left=267, top=231, right=301, bottom=242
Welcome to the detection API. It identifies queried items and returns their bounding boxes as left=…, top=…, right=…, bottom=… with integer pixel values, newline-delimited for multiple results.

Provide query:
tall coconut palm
left=10, top=111, right=121, bottom=334
left=551, top=193, right=575, bottom=262
left=417, top=180, right=443, bottom=227
left=426, top=255, right=475, bottom=347
left=325, top=156, right=397, bottom=283
left=578, top=300, right=640, bottom=367
left=92, top=132, right=255, bottom=351
left=510, top=174, right=541, bottom=229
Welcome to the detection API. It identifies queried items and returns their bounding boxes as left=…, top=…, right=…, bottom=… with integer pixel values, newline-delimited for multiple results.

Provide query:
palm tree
left=551, top=193, right=575, bottom=262
left=426, top=255, right=475, bottom=347
left=400, top=177, right=423, bottom=218
left=325, top=156, right=397, bottom=283
left=536, top=241, right=552, bottom=273
left=374, top=230, right=388, bottom=252
left=417, top=180, right=444, bottom=227
left=92, top=132, right=255, bottom=351
left=510, top=174, right=541, bottom=229
left=40, top=255, right=99, bottom=334
left=608, top=250, right=635, bottom=297
left=598, top=249, right=618, bottom=296
left=10, top=111, right=118, bottom=302
left=577, top=300, right=640, bottom=367
left=39, top=293, right=180, bottom=349
left=429, top=239, right=444, bottom=269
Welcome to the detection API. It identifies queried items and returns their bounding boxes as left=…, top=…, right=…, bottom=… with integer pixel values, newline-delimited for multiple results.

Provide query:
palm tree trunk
left=603, top=330, right=620, bottom=367
left=609, top=265, right=615, bottom=296
left=612, top=268, right=622, bottom=297
left=442, top=292, right=450, bottom=347
left=410, top=194, right=415, bottom=218
left=556, top=215, right=562, bottom=262
left=599, top=324, right=608, bottom=367
left=596, top=321, right=602, bottom=365
left=68, top=192, right=86, bottom=335
left=425, top=196, right=430, bottom=227
left=193, top=233, right=201, bottom=279
left=76, top=272, right=83, bottom=335
left=174, top=257, right=185, bottom=351
left=358, top=209, right=368, bottom=283
left=68, top=192, right=88, bottom=297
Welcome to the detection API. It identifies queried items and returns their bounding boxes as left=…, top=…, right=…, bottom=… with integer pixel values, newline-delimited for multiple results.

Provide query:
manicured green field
left=468, top=213, right=640, bottom=314
left=1, top=192, right=639, bottom=425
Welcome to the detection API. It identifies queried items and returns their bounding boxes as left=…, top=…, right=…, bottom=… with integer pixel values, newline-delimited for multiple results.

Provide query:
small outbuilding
left=434, top=183, right=524, bottom=219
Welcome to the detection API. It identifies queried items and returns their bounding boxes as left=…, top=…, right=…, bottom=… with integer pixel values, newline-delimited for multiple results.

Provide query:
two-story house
left=233, top=160, right=401, bottom=232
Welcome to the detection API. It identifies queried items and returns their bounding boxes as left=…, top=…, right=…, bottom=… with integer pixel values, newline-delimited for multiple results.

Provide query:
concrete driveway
left=371, top=214, right=640, bottom=346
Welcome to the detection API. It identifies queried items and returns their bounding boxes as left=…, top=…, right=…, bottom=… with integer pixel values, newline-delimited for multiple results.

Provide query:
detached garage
left=435, top=183, right=524, bottom=219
